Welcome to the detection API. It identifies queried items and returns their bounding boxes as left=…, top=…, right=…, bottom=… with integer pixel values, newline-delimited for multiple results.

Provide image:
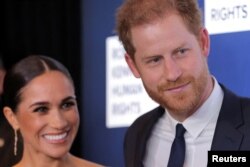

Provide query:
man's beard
left=144, top=66, right=210, bottom=116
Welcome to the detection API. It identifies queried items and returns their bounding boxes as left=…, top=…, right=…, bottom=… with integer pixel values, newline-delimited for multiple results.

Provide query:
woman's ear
left=3, top=107, right=19, bottom=130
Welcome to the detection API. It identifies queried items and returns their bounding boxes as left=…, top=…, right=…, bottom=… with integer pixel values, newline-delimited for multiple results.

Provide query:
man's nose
left=163, top=58, right=182, bottom=82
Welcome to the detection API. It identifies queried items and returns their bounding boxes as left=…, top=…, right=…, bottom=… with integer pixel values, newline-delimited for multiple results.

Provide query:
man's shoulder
left=124, top=106, right=164, bottom=155
left=220, top=84, right=250, bottom=121
left=124, top=107, right=164, bottom=166
left=126, top=106, right=164, bottom=134
left=221, top=84, right=250, bottom=105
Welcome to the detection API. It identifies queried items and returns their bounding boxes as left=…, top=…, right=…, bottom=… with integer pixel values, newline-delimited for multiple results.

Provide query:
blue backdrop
left=81, top=0, right=126, bottom=166
left=81, top=0, right=250, bottom=166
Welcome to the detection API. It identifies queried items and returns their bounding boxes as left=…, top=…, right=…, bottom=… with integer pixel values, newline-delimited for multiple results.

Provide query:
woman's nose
left=49, top=110, right=68, bottom=129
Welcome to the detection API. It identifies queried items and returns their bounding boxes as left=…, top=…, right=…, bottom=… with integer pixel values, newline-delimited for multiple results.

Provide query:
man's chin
left=160, top=97, right=195, bottom=113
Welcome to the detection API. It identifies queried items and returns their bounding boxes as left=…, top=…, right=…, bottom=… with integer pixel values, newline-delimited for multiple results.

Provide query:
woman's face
left=14, top=71, right=79, bottom=158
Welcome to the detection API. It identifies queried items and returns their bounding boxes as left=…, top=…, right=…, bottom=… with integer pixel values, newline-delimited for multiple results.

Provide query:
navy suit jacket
left=124, top=85, right=250, bottom=167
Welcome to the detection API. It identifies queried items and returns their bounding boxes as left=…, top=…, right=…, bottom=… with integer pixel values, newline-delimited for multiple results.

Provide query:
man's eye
left=146, top=56, right=162, bottom=64
left=177, top=48, right=188, bottom=55
left=34, top=106, right=48, bottom=113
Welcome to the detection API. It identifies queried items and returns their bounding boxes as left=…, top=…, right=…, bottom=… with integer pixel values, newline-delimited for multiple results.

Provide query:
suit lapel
left=211, top=86, right=244, bottom=150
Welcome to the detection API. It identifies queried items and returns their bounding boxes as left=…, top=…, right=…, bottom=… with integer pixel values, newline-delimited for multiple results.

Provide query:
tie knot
left=175, top=123, right=186, bottom=138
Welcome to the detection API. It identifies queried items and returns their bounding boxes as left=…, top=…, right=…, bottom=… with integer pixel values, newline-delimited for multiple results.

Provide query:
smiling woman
left=2, top=55, right=103, bottom=167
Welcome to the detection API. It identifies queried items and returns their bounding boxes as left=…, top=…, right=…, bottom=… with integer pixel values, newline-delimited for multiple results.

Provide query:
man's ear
left=125, top=53, right=141, bottom=78
left=3, top=107, right=20, bottom=130
left=199, top=28, right=210, bottom=58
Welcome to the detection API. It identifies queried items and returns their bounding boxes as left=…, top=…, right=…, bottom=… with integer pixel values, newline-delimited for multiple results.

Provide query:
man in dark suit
left=115, top=0, right=250, bottom=167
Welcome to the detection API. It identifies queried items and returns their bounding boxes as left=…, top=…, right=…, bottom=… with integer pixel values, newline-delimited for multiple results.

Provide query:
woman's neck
left=14, top=152, right=75, bottom=167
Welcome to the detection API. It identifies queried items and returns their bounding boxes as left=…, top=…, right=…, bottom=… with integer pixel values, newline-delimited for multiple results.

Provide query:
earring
left=14, top=129, right=18, bottom=156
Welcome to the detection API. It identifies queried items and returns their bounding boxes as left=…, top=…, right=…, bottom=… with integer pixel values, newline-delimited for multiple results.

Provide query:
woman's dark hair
left=2, top=55, right=74, bottom=112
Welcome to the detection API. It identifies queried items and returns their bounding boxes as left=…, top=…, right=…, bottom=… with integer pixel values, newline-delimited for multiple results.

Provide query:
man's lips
left=166, top=82, right=190, bottom=92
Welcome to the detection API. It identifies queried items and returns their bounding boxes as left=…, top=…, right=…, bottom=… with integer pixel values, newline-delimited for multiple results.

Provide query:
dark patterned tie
left=167, top=123, right=186, bottom=167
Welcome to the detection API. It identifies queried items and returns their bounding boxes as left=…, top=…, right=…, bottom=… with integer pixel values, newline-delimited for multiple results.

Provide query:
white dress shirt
left=143, top=78, right=224, bottom=167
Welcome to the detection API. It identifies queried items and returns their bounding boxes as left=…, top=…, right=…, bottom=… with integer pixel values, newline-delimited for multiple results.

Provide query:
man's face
left=126, top=13, right=212, bottom=121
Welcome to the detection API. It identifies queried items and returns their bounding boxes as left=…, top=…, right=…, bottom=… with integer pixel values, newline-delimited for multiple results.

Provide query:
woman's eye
left=34, top=106, right=48, bottom=113
left=61, top=101, right=75, bottom=110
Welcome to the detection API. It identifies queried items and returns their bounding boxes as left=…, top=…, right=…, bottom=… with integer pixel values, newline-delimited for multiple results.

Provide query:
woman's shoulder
left=71, top=155, right=104, bottom=167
